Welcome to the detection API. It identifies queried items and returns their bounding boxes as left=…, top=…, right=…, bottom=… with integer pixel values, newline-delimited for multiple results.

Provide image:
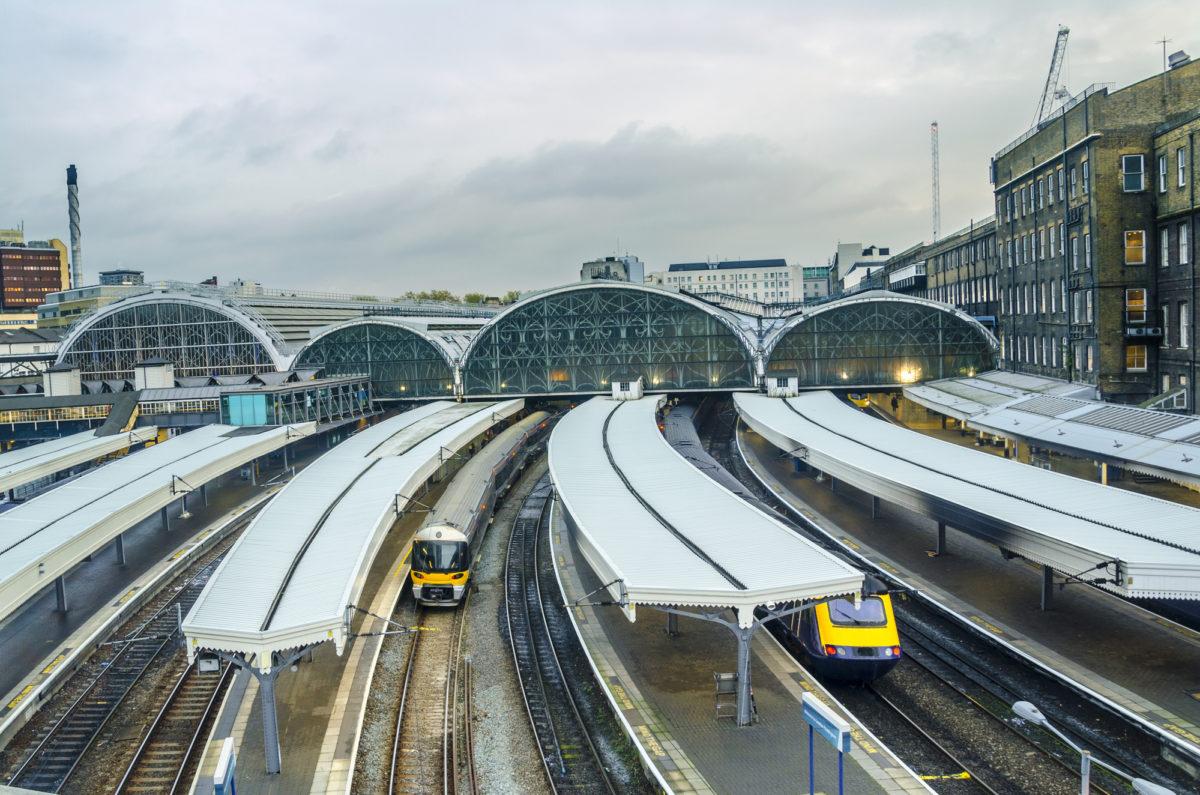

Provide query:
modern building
left=989, top=56, right=1200, bottom=403
left=580, top=255, right=644, bottom=283
left=1152, top=108, right=1199, bottom=410
left=36, top=283, right=147, bottom=328
left=98, top=269, right=145, bottom=286
left=0, top=239, right=69, bottom=324
left=834, top=243, right=891, bottom=293
left=652, top=258, right=799, bottom=303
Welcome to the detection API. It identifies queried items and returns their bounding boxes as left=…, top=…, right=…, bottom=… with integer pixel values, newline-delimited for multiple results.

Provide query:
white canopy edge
left=734, top=392, right=1200, bottom=601
left=183, top=400, right=523, bottom=668
left=0, top=427, right=160, bottom=495
left=0, top=423, right=314, bottom=625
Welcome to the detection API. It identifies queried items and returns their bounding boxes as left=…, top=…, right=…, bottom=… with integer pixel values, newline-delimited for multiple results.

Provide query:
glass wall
left=767, top=299, right=995, bottom=387
left=58, top=301, right=275, bottom=381
left=293, top=322, right=455, bottom=399
left=462, top=287, right=755, bottom=395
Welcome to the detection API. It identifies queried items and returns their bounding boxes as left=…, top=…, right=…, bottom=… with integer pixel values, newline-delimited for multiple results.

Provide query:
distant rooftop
left=668, top=258, right=788, bottom=273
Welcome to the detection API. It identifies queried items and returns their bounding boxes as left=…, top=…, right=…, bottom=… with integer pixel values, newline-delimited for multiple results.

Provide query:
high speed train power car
left=410, top=524, right=472, bottom=605
left=796, top=591, right=901, bottom=682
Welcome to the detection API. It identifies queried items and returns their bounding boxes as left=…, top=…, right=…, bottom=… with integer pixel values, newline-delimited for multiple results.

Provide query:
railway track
left=113, top=660, right=235, bottom=794
left=504, top=476, right=613, bottom=794
left=5, top=531, right=242, bottom=794
left=388, top=593, right=474, bottom=794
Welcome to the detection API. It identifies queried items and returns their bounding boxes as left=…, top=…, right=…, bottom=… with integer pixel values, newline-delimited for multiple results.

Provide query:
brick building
left=883, top=219, right=1000, bottom=327
left=989, top=57, right=1200, bottom=403
left=1153, top=111, right=1199, bottom=409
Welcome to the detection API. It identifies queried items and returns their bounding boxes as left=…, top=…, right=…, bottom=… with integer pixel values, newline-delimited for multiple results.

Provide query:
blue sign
left=802, top=692, right=851, bottom=795
left=802, top=692, right=851, bottom=753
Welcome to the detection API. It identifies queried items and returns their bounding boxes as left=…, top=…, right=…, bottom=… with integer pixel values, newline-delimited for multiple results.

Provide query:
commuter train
left=847, top=393, right=871, bottom=409
left=410, top=411, right=551, bottom=607
left=797, top=592, right=901, bottom=682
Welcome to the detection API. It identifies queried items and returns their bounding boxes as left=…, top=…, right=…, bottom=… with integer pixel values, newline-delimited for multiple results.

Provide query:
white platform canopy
left=0, top=427, right=159, bottom=496
left=735, top=391, right=1200, bottom=601
left=549, top=396, right=863, bottom=627
left=183, top=399, right=524, bottom=668
left=0, top=422, right=314, bottom=624
left=905, top=371, right=1200, bottom=488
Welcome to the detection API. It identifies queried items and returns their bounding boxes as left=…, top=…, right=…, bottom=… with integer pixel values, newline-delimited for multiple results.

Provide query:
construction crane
left=1033, top=25, right=1070, bottom=125
left=930, top=121, right=940, bottom=242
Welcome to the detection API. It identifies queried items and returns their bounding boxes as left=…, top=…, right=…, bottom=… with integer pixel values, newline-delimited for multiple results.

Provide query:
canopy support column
left=201, top=482, right=208, bottom=506
left=211, top=645, right=316, bottom=775
left=870, top=495, right=880, bottom=519
left=734, top=622, right=754, bottom=727
left=54, top=576, right=68, bottom=612
left=161, top=506, right=170, bottom=531
left=1040, top=565, right=1054, bottom=611
left=115, top=532, right=126, bottom=565
left=935, top=522, right=946, bottom=556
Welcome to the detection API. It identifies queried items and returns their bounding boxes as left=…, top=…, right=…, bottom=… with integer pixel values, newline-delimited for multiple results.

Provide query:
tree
left=502, top=290, right=522, bottom=304
left=463, top=292, right=487, bottom=304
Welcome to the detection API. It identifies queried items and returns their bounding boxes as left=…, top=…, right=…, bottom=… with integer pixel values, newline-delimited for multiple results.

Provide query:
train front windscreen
left=412, top=540, right=469, bottom=573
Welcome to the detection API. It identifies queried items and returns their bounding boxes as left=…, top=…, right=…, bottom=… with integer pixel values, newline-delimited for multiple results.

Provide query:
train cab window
left=412, top=540, right=468, bottom=573
left=826, top=597, right=888, bottom=627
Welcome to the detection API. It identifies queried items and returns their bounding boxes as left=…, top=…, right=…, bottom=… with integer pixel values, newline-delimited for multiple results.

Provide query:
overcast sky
left=2, top=1, right=1197, bottom=295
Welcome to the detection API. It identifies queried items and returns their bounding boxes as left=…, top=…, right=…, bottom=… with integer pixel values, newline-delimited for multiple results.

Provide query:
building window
left=1048, top=171, right=1056, bottom=204
left=1163, top=373, right=1171, bottom=393
left=1180, top=147, right=1188, bottom=187
left=1071, top=236, right=1079, bottom=270
left=1058, top=167, right=1065, bottom=201
left=1121, top=155, right=1144, bottom=192
left=1086, top=289, right=1094, bottom=323
left=1070, top=167, right=1077, bottom=197
left=1021, top=187, right=1028, bottom=215
left=1049, top=225, right=1056, bottom=259
left=1061, top=278, right=1067, bottom=311
left=1125, top=288, right=1147, bottom=324
left=1161, top=227, right=1170, bottom=268
left=1083, top=160, right=1090, bottom=193
left=1039, top=229, right=1046, bottom=260
left=1162, top=305, right=1170, bottom=346
left=1181, top=223, right=1190, bottom=265
left=1058, top=222, right=1065, bottom=255
left=1124, top=230, right=1146, bottom=264
left=1084, top=232, right=1091, bottom=269
left=1125, top=344, right=1148, bottom=372
left=1038, top=178, right=1045, bottom=209
left=1182, top=302, right=1191, bottom=349
left=1087, top=344, right=1095, bottom=372
left=1159, top=154, right=1168, bottom=192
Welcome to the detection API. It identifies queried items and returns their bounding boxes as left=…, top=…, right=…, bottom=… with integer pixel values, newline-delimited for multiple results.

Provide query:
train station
left=0, top=277, right=1194, bottom=795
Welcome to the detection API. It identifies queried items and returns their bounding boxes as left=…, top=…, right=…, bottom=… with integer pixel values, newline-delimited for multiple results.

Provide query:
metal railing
left=993, top=83, right=1113, bottom=162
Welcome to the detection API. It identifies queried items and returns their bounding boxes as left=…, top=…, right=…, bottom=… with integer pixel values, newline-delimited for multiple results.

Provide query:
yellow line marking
left=840, top=536, right=861, bottom=550
left=6, top=684, right=34, bottom=710
left=117, top=587, right=139, bottom=605
left=41, top=654, right=67, bottom=675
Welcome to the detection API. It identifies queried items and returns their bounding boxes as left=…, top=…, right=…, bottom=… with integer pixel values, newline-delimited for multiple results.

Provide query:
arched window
left=294, top=321, right=456, bottom=399
left=463, top=286, right=754, bottom=395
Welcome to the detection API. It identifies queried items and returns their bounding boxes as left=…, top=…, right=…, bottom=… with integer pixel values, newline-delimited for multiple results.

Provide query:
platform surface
left=550, top=496, right=929, bottom=794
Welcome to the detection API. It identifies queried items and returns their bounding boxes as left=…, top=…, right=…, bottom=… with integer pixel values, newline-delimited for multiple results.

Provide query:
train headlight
left=412, top=571, right=424, bottom=580
left=883, top=647, right=893, bottom=657
left=452, top=572, right=464, bottom=580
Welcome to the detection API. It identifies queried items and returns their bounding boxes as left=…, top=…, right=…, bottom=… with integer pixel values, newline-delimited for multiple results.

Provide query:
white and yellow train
left=410, top=410, right=551, bottom=606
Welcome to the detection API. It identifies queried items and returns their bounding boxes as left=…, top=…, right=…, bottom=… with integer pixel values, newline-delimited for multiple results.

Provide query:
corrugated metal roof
left=905, top=372, right=1200, bottom=487
left=0, top=423, right=310, bottom=623
left=0, top=427, right=158, bottom=494
left=549, top=396, right=862, bottom=620
left=183, top=399, right=524, bottom=665
left=735, top=392, right=1200, bottom=600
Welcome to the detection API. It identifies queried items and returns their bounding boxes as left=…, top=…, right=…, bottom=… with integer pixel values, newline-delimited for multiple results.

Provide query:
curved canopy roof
left=0, top=427, right=158, bottom=496
left=0, top=422, right=313, bottom=624
left=735, top=391, right=1200, bottom=601
left=183, top=399, right=523, bottom=667
left=549, top=395, right=862, bottom=624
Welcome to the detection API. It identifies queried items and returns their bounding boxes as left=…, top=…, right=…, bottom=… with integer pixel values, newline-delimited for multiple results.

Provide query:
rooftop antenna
left=1034, top=25, right=1070, bottom=125
left=930, top=121, right=941, bottom=242
left=1157, top=36, right=1172, bottom=72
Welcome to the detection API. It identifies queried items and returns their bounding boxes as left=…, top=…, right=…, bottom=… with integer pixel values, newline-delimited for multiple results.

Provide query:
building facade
left=834, top=243, right=891, bottom=292
left=580, top=255, right=644, bottom=283
left=99, top=269, right=145, bottom=286
left=652, top=258, right=799, bottom=303
left=1153, top=111, right=1199, bottom=410
left=990, top=58, right=1200, bottom=403
left=882, top=219, right=999, bottom=326
left=802, top=266, right=832, bottom=300
left=0, top=239, right=69, bottom=319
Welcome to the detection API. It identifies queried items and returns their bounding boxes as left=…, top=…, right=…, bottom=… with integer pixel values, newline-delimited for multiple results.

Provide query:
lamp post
left=1011, top=701, right=1174, bottom=795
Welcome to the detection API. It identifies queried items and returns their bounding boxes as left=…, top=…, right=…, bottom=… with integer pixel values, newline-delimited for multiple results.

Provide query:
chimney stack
left=66, top=164, right=82, bottom=288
